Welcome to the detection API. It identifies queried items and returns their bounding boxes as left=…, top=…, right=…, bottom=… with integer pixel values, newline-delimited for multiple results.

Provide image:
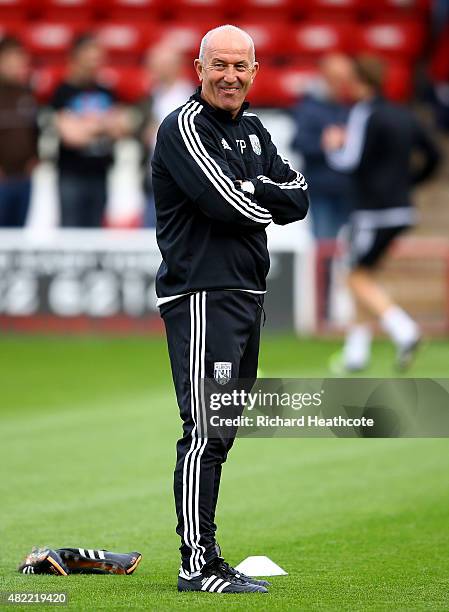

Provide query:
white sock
left=381, top=306, right=420, bottom=347
left=343, top=324, right=372, bottom=370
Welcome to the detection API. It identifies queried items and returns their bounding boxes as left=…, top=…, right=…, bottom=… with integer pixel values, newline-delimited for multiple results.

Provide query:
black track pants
left=161, top=290, right=263, bottom=575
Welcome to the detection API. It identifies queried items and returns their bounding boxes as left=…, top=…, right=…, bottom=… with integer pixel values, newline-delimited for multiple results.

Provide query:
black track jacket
left=326, top=96, right=440, bottom=212
left=152, top=89, right=309, bottom=302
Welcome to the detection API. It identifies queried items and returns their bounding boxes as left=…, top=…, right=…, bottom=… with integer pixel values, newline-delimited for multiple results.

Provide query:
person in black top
left=323, top=55, right=440, bottom=372
left=52, top=34, right=131, bottom=227
left=152, top=25, right=309, bottom=594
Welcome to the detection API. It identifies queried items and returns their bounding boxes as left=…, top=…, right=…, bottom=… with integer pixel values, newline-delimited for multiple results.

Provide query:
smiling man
left=152, top=25, right=309, bottom=594
left=195, top=26, right=256, bottom=116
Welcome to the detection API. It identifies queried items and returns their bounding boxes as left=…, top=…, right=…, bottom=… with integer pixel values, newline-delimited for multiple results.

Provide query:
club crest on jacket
left=249, top=134, right=261, bottom=155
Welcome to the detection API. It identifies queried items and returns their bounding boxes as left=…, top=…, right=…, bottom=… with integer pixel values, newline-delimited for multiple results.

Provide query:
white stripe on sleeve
left=178, top=101, right=272, bottom=224
left=326, top=102, right=372, bottom=172
left=257, top=155, right=308, bottom=190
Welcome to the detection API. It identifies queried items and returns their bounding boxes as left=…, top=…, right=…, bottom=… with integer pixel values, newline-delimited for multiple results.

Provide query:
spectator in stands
left=291, top=54, right=354, bottom=239
left=0, top=37, right=38, bottom=227
left=323, top=56, right=440, bottom=372
left=138, top=42, right=193, bottom=227
left=52, top=34, right=131, bottom=227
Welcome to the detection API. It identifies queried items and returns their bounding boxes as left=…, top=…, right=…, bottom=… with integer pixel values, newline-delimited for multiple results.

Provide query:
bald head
left=194, top=25, right=259, bottom=118
left=199, top=25, right=255, bottom=65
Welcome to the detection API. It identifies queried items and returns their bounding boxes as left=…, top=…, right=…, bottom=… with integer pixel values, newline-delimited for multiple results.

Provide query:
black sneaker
left=210, top=544, right=270, bottom=586
left=178, top=557, right=268, bottom=593
left=57, top=548, right=142, bottom=575
left=18, top=548, right=69, bottom=576
left=217, top=558, right=271, bottom=587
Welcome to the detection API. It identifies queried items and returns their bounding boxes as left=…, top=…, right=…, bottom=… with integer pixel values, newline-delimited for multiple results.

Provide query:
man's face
left=320, top=55, right=354, bottom=103
left=73, top=41, right=105, bottom=78
left=0, top=48, right=29, bottom=84
left=194, top=32, right=258, bottom=117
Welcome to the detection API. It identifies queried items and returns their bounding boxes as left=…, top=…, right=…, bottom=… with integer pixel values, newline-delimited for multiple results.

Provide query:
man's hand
left=321, top=125, right=346, bottom=152
left=234, top=179, right=255, bottom=195
left=54, top=111, right=103, bottom=147
left=101, top=108, right=134, bottom=140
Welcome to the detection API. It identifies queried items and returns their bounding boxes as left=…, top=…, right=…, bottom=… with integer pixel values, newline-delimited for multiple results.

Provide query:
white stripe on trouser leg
left=189, top=293, right=202, bottom=571
left=192, top=291, right=208, bottom=570
left=182, top=292, right=207, bottom=573
left=191, top=292, right=207, bottom=570
left=182, top=295, right=198, bottom=572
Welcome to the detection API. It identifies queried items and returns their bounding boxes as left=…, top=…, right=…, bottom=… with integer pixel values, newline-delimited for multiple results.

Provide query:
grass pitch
left=1, top=335, right=449, bottom=611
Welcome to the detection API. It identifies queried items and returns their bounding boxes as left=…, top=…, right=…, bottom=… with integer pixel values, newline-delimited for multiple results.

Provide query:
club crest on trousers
left=214, top=362, right=232, bottom=385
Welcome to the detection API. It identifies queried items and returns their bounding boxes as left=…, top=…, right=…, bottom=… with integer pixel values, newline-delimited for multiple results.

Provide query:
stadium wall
left=2, top=229, right=448, bottom=336
left=0, top=227, right=315, bottom=335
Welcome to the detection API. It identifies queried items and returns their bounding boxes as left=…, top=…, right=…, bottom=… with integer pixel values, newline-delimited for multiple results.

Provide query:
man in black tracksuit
left=323, top=56, right=439, bottom=372
left=151, top=25, right=309, bottom=594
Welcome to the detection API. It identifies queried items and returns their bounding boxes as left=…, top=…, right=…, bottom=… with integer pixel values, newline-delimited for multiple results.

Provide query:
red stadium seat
left=0, top=19, right=22, bottom=39
left=248, top=64, right=319, bottom=107
left=0, top=0, right=29, bottom=20
left=155, top=21, right=219, bottom=57
left=99, top=65, right=151, bottom=102
left=94, top=22, right=161, bottom=60
left=299, top=0, right=361, bottom=19
left=237, top=0, right=296, bottom=19
left=287, top=21, right=355, bottom=58
left=167, top=0, right=228, bottom=21
left=361, top=0, right=430, bottom=18
left=97, top=0, right=163, bottom=20
left=383, top=60, right=413, bottom=101
left=20, top=22, right=88, bottom=58
left=355, top=21, right=426, bottom=60
left=32, top=64, right=155, bottom=105
left=233, top=22, right=288, bottom=58
left=38, top=0, right=96, bottom=20
left=248, top=58, right=412, bottom=106
left=95, top=21, right=220, bottom=62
